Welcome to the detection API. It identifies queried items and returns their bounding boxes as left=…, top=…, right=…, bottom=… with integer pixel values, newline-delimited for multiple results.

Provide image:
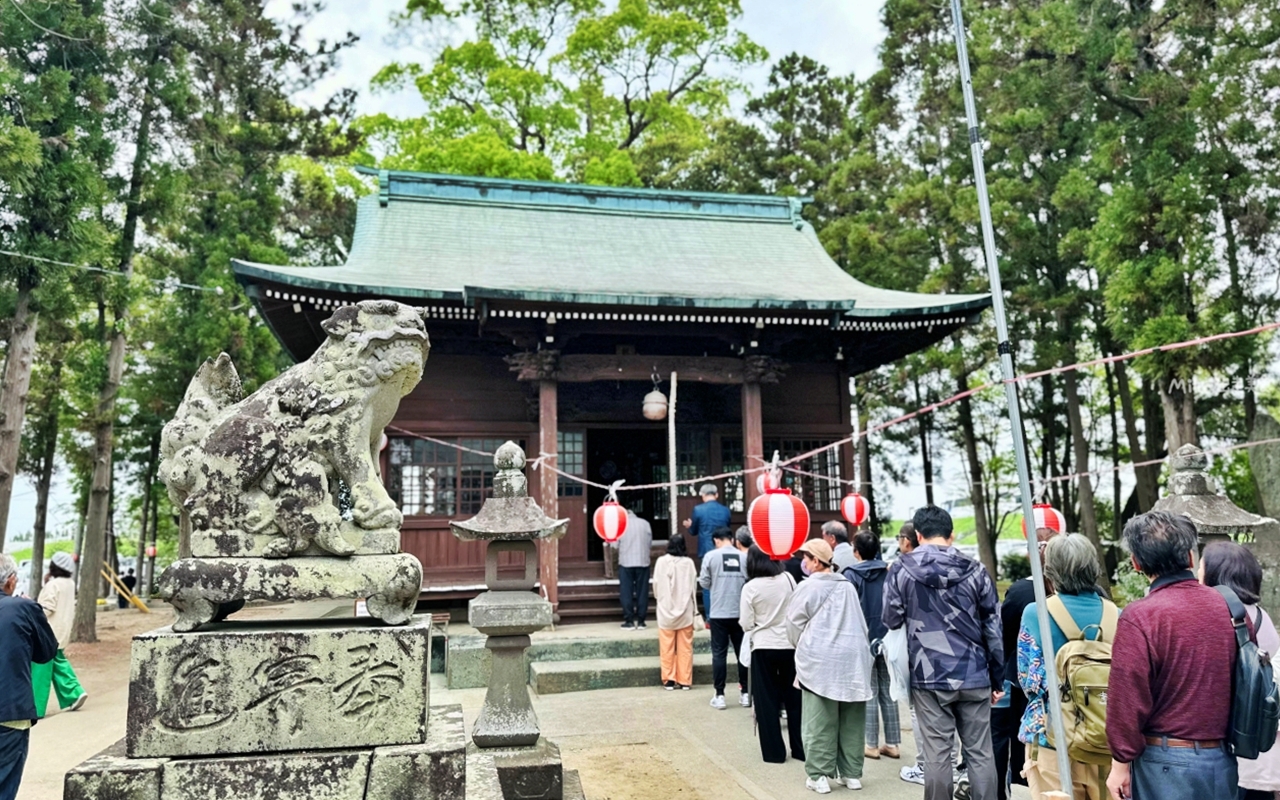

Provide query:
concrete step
left=446, top=632, right=712, bottom=689
left=531, top=654, right=726, bottom=695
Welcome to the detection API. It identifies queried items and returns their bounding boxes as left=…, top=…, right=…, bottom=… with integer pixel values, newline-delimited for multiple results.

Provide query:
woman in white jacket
left=652, top=535, right=699, bottom=690
left=1199, top=541, right=1280, bottom=800
left=786, top=539, right=873, bottom=794
left=740, top=545, right=803, bottom=764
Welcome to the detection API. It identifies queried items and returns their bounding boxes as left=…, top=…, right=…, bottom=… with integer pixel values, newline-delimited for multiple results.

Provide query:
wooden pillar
left=538, top=379, right=559, bottom=612
left=742, top=381, right=764, bottom=506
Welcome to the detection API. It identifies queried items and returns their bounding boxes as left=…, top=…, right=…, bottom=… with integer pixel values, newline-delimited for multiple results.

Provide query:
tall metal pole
left=948, top=1, right=1075, bottom=795
left=668, top=372, right=679, bottom=531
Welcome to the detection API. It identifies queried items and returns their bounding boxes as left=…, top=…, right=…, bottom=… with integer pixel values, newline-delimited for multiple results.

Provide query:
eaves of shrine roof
left=233, top=168, right=991, bottom=317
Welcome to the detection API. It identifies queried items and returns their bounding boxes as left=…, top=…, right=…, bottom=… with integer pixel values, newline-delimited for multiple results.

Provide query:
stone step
left=531, top=653, right=739, bottom=695
left=446, top=632, right=712, bottom=689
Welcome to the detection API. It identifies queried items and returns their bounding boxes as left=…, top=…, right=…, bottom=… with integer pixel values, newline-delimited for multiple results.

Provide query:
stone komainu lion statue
left=159, top=301, right=429, bottom=558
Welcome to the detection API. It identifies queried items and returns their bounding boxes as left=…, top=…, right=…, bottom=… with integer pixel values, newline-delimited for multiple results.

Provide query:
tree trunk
left=913, top=376, right=934, bottom=506
left=855, top=378, right=877, bottom=532
left=1064, top=367, right=1110, bottom=589
left=146, top=486, right=160, bottom=598
left=1114, top=359, right=1157, bottom=511
left=136, top=433, right=159, bottom=596
left=957, top=373, right=997, bottom=578
left=1104, top=360, right=1122, bottom=539
left=74, top=285, right=129, bottom=642
left=0, top=280, right=38, bottom=550
left=73, top=64, right=155, bottom=643
left=1220, top=202, right=1257, bottom=436
left=1160, top=374, right=1198, bottom=453
left=1142, top=376, right=1166, bottom=468
left=29, top=359, right=62, bottom=593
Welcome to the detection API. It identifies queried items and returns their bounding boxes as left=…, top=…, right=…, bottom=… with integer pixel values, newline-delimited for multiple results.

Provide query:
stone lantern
left=1153, top=443, right=1280, bottom=621
left=1152, top=444, right=1280, bottom=547
left=451, top=441, right=569, bottom=798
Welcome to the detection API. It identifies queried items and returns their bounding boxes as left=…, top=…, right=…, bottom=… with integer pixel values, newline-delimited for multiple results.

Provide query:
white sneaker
left=739, top=692, right=752, bottom=708
left=899, top=765, right=925, bottom=785
left=709, top=694, right=726, bottom=710
left=805, top=776, right=831, bottom=794
left=837, top=777, right=862, bottom=790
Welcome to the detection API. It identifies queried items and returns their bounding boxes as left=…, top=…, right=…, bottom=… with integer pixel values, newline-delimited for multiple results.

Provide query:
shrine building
left=233, top=167, right=990, bottom=620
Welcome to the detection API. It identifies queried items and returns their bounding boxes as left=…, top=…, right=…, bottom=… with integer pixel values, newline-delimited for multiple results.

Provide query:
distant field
left=883, top=515, right=1024, bottom=544
left=5, top=539, right=75, bottom=563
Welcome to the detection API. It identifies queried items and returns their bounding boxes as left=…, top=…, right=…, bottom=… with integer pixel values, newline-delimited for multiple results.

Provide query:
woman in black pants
left=739, top=545, right=804, bottom=763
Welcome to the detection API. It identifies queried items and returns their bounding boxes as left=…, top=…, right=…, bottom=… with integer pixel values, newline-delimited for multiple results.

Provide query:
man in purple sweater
left=1106, top=512, right=1239, bottom=800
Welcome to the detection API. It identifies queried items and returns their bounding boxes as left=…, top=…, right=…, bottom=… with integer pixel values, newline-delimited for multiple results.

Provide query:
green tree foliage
left=361, top=0, right=766, bottom=184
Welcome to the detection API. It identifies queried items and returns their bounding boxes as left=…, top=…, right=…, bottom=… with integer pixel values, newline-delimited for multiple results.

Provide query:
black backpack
left=1216, top=585, right=1280, bottom=759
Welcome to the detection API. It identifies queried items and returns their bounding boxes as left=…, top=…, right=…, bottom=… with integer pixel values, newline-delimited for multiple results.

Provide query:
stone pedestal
left=68, top=705, right=467, bottom=800
left=157, top=553, right=423, bottom=631
left=127, top=619, right=430, bottom=758
left=469, top=592, right=553, bottom=748
left=465, top=740, right=575, bottom=800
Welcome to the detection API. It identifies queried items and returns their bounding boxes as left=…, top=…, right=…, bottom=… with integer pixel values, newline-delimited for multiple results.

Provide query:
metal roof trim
left=232, top=260, right=464, bottom=302
left=356, top=165, right=814, bottom=221
left=841, top=295, right=993, bottom=318
left=461, top=286, right=860, bottom=311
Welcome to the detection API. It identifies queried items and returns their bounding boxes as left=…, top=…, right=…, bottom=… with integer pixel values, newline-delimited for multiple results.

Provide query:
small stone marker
left=1250, top=412, right=1280, bottom=520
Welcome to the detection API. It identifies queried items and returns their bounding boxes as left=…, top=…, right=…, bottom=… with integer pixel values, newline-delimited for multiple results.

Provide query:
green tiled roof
left=233, top=169, right=990, bottom=316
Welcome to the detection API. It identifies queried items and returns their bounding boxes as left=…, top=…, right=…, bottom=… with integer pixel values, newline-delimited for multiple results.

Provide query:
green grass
left=5, top=539, right=75, bottom=563
left=884, top=516, right=1023, bottom=545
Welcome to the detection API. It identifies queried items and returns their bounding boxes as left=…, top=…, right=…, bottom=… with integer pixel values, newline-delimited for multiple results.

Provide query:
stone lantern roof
left=1152, top=444, right=1280, bottom=542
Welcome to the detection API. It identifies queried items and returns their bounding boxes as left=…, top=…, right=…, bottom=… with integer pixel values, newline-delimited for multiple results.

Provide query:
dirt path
left=19, top=606, right=174, bottom=800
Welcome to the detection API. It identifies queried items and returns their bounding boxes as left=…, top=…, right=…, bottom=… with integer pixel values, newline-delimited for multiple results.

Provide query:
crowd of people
left=634, top=493, right=1280, bottom=800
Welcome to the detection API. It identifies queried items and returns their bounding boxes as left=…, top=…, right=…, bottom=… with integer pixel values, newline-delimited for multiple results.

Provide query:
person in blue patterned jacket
left=883, top=505, right=1004, bottom=800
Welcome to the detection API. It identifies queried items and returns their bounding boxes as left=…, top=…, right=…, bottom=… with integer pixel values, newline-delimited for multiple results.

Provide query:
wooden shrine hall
left=233, top=167, right=991, bottom=620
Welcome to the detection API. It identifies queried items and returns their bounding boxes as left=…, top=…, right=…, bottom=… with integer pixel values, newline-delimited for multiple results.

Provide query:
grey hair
left=0, top=553, right=17, bottom=589
left=821, top=520, right=849, bottom=544
left=1122, top=511, right=1199, bottom=577
left=735, top=526, right=754, bottom=549
left=1043, top=533, right=1100, bottom=594
left=699, top=483, right=718, bottom=497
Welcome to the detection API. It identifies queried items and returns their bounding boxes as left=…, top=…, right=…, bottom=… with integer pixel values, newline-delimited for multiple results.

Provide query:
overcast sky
left=9, top=0, right=967, bottom=551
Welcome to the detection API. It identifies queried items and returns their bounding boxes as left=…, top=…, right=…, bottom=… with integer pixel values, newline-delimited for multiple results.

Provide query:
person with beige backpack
left=1017, top=533, right=1117, bottom=800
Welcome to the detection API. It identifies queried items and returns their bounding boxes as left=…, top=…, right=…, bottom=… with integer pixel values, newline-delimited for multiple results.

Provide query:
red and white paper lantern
left=841, top=493, right=870, bottom=527
left=1021, top=503, right=1067, bottom=537
left=755, top=471, right=782, bottom=495
left=748, top=489, right=811, bottom=561
left=593, top=500, right=628, bottom=543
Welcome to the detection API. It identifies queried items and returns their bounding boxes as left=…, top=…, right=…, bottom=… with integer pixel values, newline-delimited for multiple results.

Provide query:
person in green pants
left=785, top=539, right=873, bottom=794
left=32, top=552, right=87, bottom=717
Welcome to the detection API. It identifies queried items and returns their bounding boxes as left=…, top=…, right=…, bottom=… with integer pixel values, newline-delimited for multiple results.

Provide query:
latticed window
left=557, top=431, right=584, bottom=498
left=721, top=438, right=745, bottom=512
left=654, top=430, right=711, bottom=520
left=719, top=437, right=844, bottom=512
left=388, top=437, right=522, bottom=516
left=765, top=439, right=843, bottom=512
